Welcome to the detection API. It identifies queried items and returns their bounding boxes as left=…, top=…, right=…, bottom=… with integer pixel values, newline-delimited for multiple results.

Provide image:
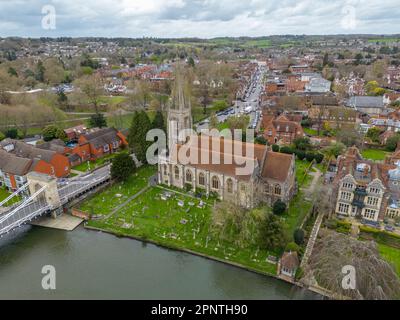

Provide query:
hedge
left=359, top=226, right=400, bottom=248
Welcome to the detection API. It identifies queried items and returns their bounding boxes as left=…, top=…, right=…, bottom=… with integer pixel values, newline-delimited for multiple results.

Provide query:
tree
left=89, top=113, right=107, bottom=128
left=366, top=127, right=383, bottom=143
left=5, top=128, right=18, bottom=139
left=293, top=228, right=305, bottom=245
left=260, top=213, right=287, bottom=251
left=293, top=137, right=311, bottom=151
left=307, top=232, right=400, bottom=300
left=152, top=110, right=165, bottom=132
left=336, top=126, right=362, bottom=147
left=273, top=199, right=286, bottom=215
left=323, top=142, right=345, bottom=160
left=74, top=74, right=104, bottom=113
left=211, top=202, right=265, bottom=248
left=35, top=60, right=45, bottom=82
left=111, top=153, right=136, bottom=182
left=42, top=125, right=67, bottom=142
left=128, top=110, right=152, bottom=163
left=386, top=134, right=400, bottom=151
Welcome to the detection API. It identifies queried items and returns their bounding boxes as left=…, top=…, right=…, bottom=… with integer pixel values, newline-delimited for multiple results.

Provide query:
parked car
left=385, top=225, right=395, bottom=232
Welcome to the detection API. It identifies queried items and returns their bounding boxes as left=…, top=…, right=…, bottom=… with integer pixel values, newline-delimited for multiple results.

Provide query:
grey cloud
left=0, top=0, right=398, bottom=37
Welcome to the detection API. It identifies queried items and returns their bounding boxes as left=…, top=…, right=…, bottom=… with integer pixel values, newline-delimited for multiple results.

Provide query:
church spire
left=167, top=65, right=192, bottom=148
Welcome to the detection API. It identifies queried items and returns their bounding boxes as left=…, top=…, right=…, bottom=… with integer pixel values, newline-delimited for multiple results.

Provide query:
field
left=361, top=148, right=389, bottom=161
left=378, top=244, right=400, bottom=277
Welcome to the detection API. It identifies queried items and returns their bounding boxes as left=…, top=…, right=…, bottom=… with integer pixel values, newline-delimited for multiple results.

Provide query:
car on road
left=385, top=225, right=395, bottom=232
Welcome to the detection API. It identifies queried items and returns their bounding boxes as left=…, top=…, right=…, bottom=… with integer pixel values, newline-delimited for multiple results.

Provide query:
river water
left=0, top=225, right=319, bottom=299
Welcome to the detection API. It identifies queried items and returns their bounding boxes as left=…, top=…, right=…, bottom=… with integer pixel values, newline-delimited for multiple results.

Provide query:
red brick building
left=262, top=113, right=304, bottom=145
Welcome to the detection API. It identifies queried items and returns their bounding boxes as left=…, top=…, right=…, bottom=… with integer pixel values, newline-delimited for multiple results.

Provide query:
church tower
left=168, top=67, right=192, bottom=148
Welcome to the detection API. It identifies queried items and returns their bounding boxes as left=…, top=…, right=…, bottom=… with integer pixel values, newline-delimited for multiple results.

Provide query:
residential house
left=262, top=113, right=304, bottom=145
left=330, top=147, right=400, bottom=222
left=0, top=139, right=71, bottom=178
left=72, top=128, right=128, bottom=163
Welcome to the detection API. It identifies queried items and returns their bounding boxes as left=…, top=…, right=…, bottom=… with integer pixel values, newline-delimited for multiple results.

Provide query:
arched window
left=226, top=178, right=233, bottom=193
left=212, top=176, right=220, bottom=189
left=174, top=166, right=180, bottom=180
left=198, top=172, right=205, bottom=186
left=275, top=184, right=281, bottom=195
left=186, top=170, right=192, bottom=183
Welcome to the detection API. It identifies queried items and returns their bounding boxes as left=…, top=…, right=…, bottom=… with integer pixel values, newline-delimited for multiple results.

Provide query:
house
left=64, top=125, right=90, bottom=141
left=346, top=96, right=385, bottom=115
left=330, top=147, right=400, bottom=222
left=0, top=139, right=70, bottom=178
left=262, top=113, right=304, bottom=145
left=0, top=150, right=32, bottom=191
left=308, top=105, right=357, bottom=129
left=72, top=128, right=128, bottom=163
left=278, top=251, right=299, bottom=281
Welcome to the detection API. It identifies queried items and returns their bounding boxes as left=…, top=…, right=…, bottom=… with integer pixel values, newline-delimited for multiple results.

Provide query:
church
left=158, top=72, right=297, bottom=209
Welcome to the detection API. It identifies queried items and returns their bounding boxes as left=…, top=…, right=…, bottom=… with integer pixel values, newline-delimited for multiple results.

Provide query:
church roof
left=169, top=134, right=293, bottom=182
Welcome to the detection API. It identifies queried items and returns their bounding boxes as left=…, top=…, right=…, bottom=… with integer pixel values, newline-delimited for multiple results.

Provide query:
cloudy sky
left=0, top=0, right=399, bottom=38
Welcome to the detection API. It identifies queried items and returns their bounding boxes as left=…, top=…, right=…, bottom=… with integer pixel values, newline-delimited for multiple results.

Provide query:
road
left=196, top=61, right=267, bottom=133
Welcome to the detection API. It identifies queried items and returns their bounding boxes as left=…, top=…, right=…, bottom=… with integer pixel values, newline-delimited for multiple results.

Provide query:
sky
left=0, top=0, right=399, bottom=38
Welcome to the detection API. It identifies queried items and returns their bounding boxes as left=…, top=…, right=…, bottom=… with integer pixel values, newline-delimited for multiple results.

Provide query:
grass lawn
left=361, top=149, right=389, bottom=161
left=295, top=159, right=313, bottom=188
left=303, top=128, right=318, bottom=136
left=0, top=187, right=21, bottom=206
left=283, top=191, right=313, bottom=239
left=72, top=151, right=127, bottom=173
left=87, top=185, right=277, bottom=275
left=378, top=244, right=400, bottom=277
left=79, top=165, right=157, bottom=216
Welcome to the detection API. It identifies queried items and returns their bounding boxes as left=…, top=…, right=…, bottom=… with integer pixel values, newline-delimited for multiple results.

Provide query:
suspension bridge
left=0, top=166, right=111, bottom=236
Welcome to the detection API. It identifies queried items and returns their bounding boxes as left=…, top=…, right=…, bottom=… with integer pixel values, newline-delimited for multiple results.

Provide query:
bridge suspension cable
left=0, top=183, right=29, bottom=207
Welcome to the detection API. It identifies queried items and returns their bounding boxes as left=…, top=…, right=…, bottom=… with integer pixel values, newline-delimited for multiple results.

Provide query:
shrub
left=305, top=152, right=315, bottom=162
left=280, top=146, right=294, bottom=154
left=293, top=228, right=305, bottom=245
left=285, top=242, right=300, bottom=252
left=5, top=128, right=18, bottom=139
left=295, top=149, right=306, bottom=160
left=272, top=144, right=280, bottom=152
left=273, top=199, right=286, bottom=215
left=314, top=153, right=324, bottom=163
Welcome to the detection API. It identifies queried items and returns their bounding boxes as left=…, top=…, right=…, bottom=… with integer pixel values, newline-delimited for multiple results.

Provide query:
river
left=0, top=225, right=319, bottom=299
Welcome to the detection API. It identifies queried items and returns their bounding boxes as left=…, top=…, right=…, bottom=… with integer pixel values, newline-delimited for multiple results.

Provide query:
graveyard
left=86, top=185, right=277, bottom=276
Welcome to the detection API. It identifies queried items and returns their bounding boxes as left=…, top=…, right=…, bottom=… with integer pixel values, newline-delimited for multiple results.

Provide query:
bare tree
left=306, top=232, right=400, bottom=300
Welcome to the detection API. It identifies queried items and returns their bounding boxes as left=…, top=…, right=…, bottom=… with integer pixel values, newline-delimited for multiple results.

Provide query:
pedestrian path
left=300, top=211, right=324, bottom=269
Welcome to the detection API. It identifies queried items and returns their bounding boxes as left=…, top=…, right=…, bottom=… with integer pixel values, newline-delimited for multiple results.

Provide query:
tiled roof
left=0, top=150, right=33, bottom=176
left=170, top=135, right=293, bottom=183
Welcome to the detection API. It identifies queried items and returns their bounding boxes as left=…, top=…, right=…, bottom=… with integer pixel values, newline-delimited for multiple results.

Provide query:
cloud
left=0, top=0, right=398, bottom=37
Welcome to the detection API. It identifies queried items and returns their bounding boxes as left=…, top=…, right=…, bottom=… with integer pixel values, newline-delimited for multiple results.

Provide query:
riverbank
left=0, top=226, right=319, bottom=299
left=83, top=222, right=327, bottom=299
